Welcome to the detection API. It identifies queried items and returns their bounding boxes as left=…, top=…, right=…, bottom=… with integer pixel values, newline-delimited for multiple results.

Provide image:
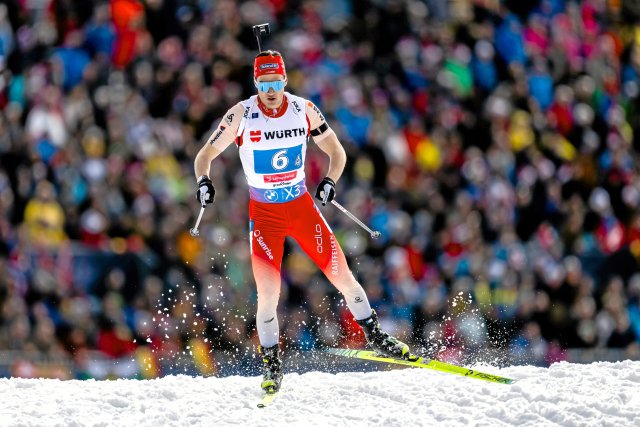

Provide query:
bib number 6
left=271, top=150, right=289, bottom=171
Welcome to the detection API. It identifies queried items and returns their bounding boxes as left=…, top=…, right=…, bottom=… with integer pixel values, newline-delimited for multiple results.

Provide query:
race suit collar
left=257, top=95, right=288, bottom=118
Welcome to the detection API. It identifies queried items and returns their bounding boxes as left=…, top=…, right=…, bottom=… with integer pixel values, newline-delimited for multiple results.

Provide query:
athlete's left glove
left=196, top=176, right=215, bottom=207
left=315, top=177, right=336, bottom=206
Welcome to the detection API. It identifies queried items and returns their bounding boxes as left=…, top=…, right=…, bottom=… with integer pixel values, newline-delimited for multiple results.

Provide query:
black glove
left=315, top=177, right=336, bottom=206
left=196, top=176, right=215, bottom=206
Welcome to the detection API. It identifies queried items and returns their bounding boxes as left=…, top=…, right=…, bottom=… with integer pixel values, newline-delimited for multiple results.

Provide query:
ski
left=257, top=391, right=279, bottom=408
left=325, top=348, right=515, bottom=385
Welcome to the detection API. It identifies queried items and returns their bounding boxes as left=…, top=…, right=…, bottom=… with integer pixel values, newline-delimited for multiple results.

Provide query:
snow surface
left=1, top=361, right=639, bottom=427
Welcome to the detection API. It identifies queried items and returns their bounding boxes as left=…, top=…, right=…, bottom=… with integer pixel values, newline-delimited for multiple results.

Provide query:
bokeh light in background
left=0, top=0, right=639, bottom=379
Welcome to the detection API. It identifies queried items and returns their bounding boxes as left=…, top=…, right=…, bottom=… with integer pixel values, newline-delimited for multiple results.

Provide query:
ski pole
left=190, top=206, right=205, bottom=237
left=330, top=200, right=381, bottom=239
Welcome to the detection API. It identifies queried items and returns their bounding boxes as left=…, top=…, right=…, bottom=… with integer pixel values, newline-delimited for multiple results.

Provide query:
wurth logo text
left=265, top=128, right=306, bottom=140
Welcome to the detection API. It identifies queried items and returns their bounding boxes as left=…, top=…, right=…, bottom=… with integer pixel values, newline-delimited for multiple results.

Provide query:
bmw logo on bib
left=265, top=190, right=278, bottom=202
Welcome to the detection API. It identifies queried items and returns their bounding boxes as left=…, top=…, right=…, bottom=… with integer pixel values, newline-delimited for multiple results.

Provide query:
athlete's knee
left=257, top=287, right=279, bottom=301
left=342, top=278, right=366, bottom=295
left=328, top=271, right=363, bottom=293
left=257, top=287, right=280, bottom=309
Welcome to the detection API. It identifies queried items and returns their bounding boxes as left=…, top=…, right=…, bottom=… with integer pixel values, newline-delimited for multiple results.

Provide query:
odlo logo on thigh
left=315, top=224, right=323, bottom=253
left=253, top=230, right=274, bottom=260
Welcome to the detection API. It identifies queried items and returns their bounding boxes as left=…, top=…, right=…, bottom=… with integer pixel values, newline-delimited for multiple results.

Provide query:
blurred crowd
left=1, top=0, right=640, bottom=378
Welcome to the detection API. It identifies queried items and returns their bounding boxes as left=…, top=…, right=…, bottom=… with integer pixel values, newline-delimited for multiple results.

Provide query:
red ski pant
left=249, top=192, right=371, bottom=346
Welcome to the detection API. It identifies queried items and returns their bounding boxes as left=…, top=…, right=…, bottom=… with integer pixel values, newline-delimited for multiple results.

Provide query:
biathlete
left=194, top=50, right=411, bottom=393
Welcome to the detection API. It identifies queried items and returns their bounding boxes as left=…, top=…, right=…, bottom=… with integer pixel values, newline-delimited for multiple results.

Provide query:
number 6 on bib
left=272, top=150, right=289, bottom=170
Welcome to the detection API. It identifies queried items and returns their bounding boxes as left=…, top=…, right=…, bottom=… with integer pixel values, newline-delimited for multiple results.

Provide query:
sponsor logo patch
left=260, top=63, right=279, bottom=70
left=210, top=126, right=226, bottom=144
left=330, top=235, right=338, bottom=275
left=264, top=190, right=278, bottom=202
left=315, top=224, right=323, bottom=254
left=307, top=101, right=326, bottom=122
left=250, top=130, right=262, bottom=142
left=263, top=171, right=297, bottom=183
left=253, top=229, right=274, bottom=260
left=264, top=128, right=306, bottom=140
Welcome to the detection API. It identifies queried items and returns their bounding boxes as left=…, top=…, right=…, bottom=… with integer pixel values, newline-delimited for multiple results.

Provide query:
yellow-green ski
left=257, top=390, right=279, bottom=408
left=325, top=348, right=515, bottom=384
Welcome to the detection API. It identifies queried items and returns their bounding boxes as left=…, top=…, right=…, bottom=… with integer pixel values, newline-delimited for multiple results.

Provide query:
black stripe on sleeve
left=310, top=122, right=329, bottom=137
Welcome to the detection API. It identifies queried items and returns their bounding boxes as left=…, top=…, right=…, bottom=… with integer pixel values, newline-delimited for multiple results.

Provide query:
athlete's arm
left=194, top=103, right=243, bottom=178
left=315, top=132, right=346, bottom=183
left=306, top=101, right=345, bottom=183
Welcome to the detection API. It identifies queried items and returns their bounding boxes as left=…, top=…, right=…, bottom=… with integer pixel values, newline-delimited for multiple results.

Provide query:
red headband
left=254, top=55, right=286, bottom=79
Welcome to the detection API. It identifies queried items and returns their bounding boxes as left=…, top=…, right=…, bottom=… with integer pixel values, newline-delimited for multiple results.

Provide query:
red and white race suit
left=207, top=92, right=371, bottom=346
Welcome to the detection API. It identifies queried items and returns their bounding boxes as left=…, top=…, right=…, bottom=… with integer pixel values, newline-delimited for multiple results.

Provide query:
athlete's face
left=256, top=74, right=287, bottom=109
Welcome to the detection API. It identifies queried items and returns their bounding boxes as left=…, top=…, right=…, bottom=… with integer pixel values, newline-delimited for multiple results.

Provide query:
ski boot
left=258, top=344, right=283, bottom=393
left=356, top=310, right=412, bottom=360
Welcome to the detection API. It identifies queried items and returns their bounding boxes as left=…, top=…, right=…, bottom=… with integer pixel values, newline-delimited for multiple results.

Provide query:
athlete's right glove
left=196, top=176, right=215, bottom=206
left=315, top=176, right=336, bottom=206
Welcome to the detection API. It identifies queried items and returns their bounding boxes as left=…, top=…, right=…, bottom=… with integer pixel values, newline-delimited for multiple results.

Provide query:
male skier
left=193, top=51, right=411, bottom=393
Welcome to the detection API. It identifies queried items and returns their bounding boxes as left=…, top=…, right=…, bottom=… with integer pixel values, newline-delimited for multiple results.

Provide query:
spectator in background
left=0, top=0, right=638, bottom=379
left=22, top=180, right=67, bottom=249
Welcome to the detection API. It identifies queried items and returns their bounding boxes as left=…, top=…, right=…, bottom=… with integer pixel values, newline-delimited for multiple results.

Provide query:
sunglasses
left=257, top=80, right=286, bottom=93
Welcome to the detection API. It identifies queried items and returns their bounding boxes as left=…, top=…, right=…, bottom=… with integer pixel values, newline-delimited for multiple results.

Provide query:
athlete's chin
left=263, top=99, right=280, bottom=108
